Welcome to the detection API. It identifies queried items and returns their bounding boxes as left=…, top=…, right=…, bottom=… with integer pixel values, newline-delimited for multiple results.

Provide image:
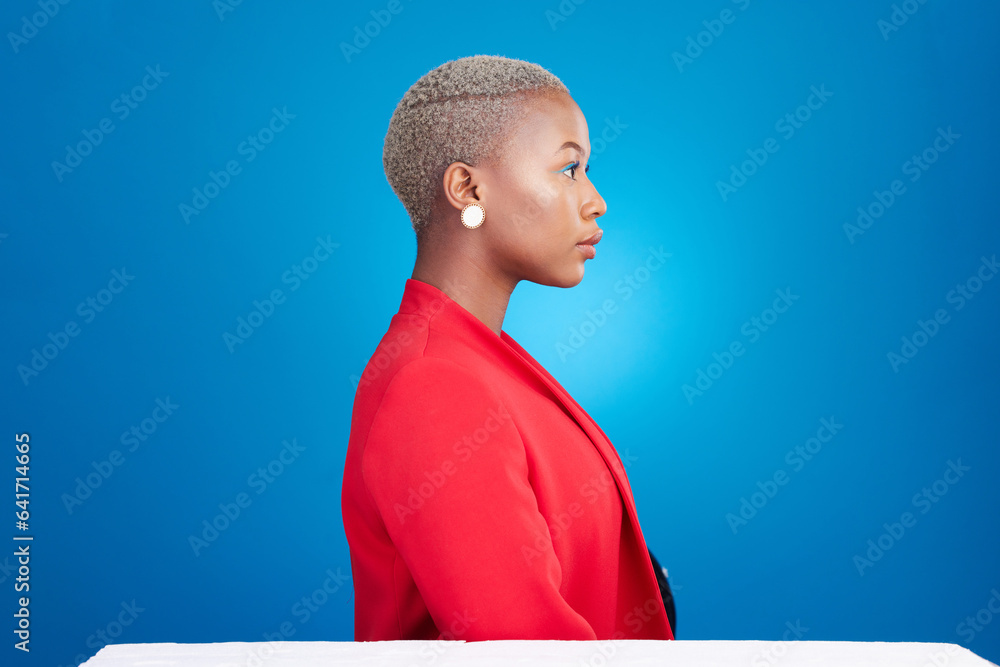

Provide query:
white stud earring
left=461, top=202, right=485, bottom=229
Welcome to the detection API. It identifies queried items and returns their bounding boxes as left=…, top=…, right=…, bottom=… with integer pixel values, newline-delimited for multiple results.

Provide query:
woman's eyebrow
left=553, top=141, right=584, bottom=156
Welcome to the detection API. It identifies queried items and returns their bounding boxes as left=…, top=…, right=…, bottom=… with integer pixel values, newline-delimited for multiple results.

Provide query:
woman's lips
left=576, top=228, right=602, bottom=259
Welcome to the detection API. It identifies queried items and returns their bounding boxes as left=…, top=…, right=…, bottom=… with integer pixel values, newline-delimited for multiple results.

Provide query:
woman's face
left=477, top=90, right=608, bottom=288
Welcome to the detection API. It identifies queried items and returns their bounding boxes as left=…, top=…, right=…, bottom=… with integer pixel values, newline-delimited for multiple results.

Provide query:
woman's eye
left=561, top=162, right=580, bottom=180
left=556, top=161, right=589, bottom=181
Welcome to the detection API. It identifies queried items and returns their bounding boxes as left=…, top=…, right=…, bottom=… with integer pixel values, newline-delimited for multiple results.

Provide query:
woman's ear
left=441, top=161, right=483, bottom=213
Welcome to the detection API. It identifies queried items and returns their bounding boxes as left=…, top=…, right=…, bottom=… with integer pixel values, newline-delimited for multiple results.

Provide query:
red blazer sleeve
left=361, top=356, right=598, bottom=640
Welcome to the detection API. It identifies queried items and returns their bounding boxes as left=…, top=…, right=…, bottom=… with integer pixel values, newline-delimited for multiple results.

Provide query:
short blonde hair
left=382, top=54, right=569, bottom=237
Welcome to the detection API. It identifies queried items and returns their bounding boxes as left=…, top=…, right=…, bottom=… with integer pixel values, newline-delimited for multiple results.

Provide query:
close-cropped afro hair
left=382, top=55, right=569, bottom=237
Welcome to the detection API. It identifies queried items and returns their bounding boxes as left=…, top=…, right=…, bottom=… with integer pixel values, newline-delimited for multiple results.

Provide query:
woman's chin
left=556, top=266, right=587, bottom=288
left=527, top=258, right=588, bottom=288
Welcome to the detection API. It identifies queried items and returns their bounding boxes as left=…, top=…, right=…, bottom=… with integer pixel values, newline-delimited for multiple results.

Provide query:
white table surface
left=82, top=639, right=998, bottom=666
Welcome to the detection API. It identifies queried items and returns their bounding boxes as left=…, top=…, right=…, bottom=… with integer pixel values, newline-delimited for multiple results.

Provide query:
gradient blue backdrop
left=2, top=0, right=999, bottom=665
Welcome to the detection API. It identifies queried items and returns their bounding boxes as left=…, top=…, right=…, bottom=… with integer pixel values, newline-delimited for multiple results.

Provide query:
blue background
left=2, top=0, right=998, bottom=665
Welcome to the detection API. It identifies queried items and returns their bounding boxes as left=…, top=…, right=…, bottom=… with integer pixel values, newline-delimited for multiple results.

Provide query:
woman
left=341, top=55, right=674, bottom=642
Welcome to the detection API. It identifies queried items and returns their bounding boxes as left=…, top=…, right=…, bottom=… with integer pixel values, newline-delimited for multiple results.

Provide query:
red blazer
left=341, top=278, right=673, bottom=641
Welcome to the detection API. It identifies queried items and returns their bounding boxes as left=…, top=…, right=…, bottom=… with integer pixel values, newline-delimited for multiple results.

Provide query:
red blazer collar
left=396, top=278, right=637, bottom=508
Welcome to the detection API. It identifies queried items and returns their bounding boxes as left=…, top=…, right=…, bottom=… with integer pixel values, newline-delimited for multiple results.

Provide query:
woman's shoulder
left=378, top=354, right=495, bottom=400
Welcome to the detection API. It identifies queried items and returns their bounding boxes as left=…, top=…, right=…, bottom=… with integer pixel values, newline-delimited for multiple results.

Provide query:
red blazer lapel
left=499, top=332, right=639, bottom=516
left=497, top=332, right=670, bottom=638
left=400, top=279, right=642, bottom=523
